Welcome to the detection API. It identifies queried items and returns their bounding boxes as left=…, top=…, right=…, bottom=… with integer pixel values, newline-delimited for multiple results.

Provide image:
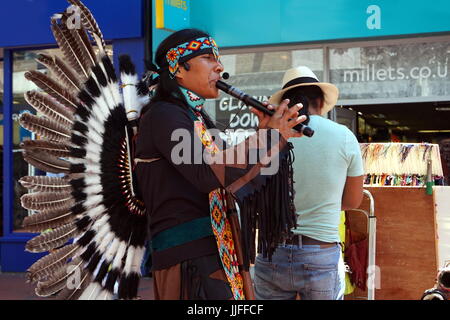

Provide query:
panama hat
left=269, top=66, right=339, bottom=115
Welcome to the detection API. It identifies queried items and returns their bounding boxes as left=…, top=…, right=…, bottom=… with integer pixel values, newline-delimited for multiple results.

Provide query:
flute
left=216, top=74, right=314, bottom=137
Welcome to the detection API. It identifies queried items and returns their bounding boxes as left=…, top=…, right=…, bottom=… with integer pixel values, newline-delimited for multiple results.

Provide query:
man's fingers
left=262, top=101, right=276, bottom=111
left=274, top=99, right=289, bottom=117
left=288, top=115, right=307, bottom=129
left=283, top=103, right=303, bottom=121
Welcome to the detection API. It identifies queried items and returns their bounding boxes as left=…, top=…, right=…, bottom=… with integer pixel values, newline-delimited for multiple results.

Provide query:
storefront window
left=329, top=41, right=450, bottom=103
left=205, top=48, right=323, bottom=143
left=11, top=46, right=113, bottom=232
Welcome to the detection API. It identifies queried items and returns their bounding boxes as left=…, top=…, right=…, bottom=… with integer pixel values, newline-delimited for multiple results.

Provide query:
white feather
left=91, top=214, right=109, bottom=232
left=96, top=289, right=113, bottom=300
left=93, top=76, right=117, bottom=111
left=84, top=114, right=105, bottom=136
left=83, top=153, right=102, bottom=167
left=86, top=204, right=106, bottom=220
left=70, top=153, right=101, bottom=167
left=110, top=81, right=124, bottom=107
left=84, top=127, right=104, bottom=147
left=78, top=282, right=102, bottom=300
left=83, top=194, right=103, bottom=209
left=130, top=246, right=145, bottom=276
left=83, top=184, right=102, bottom=196
left=112, top=242, right=127, bottom=270
left=103, top=238, right=122, bottom=262
left=92, top=220, right=110, bottom=241
left=96, top=231, right=115, bottom=254
left=99, top=59, right=123, bottom=107
left=123, top=246, right=135, bottom=275
left=84, top=163, right=101, bottom=175
left=89, top=98, right=110, bottom=123
left=84, top=175, right=101, bottom=186
left=121, top=73, right=140, bottom=121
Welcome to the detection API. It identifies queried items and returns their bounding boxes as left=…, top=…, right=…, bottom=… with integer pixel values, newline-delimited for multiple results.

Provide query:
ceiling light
left=435, top=107, right=450, bottom=111
left=418, top=130, right=450, bottom=133
left=385, top=120, right=399, bottom=125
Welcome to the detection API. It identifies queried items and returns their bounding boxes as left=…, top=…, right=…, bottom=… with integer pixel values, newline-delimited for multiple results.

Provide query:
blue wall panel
left=0, top=235, right=46, bottom=272
left=187, top=0, right=450, bottom=48
left=0, top=0, right=144, bottom=48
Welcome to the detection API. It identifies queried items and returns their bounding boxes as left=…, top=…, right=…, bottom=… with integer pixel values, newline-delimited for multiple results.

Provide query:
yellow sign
left=165, top=0, right=188, bottom=11
left=156, top=0, right=190, bottom=31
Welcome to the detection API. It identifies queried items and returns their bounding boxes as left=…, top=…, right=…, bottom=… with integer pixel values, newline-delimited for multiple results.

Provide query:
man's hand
left=252, top=99, right=306, bottom=140
left=249, top=102, right=275, bottom=129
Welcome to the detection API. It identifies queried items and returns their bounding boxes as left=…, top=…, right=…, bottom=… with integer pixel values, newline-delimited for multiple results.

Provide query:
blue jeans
left=254, top=242, right=344, bottom=300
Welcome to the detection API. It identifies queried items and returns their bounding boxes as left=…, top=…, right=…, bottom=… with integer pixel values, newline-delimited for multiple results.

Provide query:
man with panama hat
left=254, top=66, right=364, bottom=300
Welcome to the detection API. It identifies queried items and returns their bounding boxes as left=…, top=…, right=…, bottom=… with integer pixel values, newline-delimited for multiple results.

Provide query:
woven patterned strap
left=193, top=120, right=245, bottom=300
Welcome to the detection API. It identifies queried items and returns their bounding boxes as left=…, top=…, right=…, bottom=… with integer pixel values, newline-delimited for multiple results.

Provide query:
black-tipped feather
left=23, top=208, right=75, bottom=233
left=25, top=222, right=79, bottom=253
left=25, top=70, right=79, bottom=112
left=27, top=244, right=79, bottom=283
left=20, top=176, right=72, bottom=193
left=67, top=0, right=106, bottom=49
left=25, top=90, right=74, bottom=126
left=23, top=149, right=71, bottom=174
left=20, top=112, right=71, bottom=142
left=36, top=54, right=82, bottom=93
left=21, top=192, right=74, bottom=212
left=21, top=139, right=71, bottom=158
left=51, top=17, right=91, bottom=79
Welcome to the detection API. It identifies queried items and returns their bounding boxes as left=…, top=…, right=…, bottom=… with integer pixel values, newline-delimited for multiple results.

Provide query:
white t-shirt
left=290, top=115, right=364, bottom=243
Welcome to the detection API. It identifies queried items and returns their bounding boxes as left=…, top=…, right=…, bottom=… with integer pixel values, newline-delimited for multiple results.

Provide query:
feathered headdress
left=19, top=0, right=150, bottom=300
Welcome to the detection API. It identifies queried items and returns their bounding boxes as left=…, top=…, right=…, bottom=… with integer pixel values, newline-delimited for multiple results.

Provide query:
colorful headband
left=166, top=36, right=220, bottom=79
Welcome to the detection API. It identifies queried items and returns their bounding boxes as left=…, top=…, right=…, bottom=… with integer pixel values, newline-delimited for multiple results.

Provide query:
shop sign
left=215, top=95, right=271, bottom=130
left=155, top=0, right=190, bottom=32
left=330, top=41, right=450, bottom=103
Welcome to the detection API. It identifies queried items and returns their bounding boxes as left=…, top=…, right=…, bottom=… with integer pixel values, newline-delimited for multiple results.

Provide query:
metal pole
left=364, top=189, right=377, bottom=300
left=144, top=0, right=153, bottom=64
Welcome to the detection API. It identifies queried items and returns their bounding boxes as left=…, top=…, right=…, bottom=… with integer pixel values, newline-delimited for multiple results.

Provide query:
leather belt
left=283, top=235, right=337, bottom=248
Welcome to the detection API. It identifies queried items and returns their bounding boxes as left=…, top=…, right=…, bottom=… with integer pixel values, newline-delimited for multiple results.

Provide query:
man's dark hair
left=141, top=29, right=217, bottom=128
left=152, top=29, right=210, bottom=103
left=281, top=85, right=324, bottom=125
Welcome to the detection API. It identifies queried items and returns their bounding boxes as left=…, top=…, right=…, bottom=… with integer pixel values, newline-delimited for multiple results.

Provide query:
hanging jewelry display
left=360, top=143, right=444, bottom=187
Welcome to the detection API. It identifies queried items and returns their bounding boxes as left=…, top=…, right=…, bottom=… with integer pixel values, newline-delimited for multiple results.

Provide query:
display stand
left=345, top=187, right=438, bottom=300
left=345, top=143, right=444, bottom=300
left=360, top=143, right=444, bottom=187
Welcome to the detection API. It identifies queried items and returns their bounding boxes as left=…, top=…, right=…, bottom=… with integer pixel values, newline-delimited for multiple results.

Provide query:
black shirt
left=135, top=99, right=286, bottom=270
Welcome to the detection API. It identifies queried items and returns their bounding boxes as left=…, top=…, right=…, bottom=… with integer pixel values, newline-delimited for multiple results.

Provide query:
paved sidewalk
left=0, top=273, right=155, bottom=300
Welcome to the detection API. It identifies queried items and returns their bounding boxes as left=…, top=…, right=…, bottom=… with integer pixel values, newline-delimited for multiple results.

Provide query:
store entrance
left=340, top=101, right=450, bottom=143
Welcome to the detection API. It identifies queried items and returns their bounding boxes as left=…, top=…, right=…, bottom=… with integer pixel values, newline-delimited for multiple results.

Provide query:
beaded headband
left=166, top=36, right=220, bottom=79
